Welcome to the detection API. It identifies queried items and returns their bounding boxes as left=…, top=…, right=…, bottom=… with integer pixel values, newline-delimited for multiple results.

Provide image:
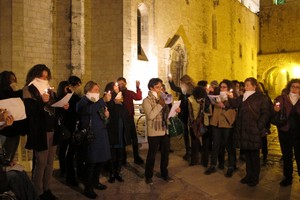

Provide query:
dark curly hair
left=192, top=86, right=207, bottom=100
left=286, top=79, right=300, bottom=93
left=0, top=71, right=16, bottom=92
left=25, top=64, right=51, bottom=86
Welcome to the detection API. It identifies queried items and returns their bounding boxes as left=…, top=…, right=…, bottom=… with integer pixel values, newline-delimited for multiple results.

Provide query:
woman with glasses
left=273, top=79, right=300, bottom=187
left=204, top=80, right=237, bottom=177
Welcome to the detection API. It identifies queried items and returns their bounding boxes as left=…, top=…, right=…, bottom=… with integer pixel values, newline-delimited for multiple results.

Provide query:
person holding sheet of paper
left=168, top=74, right=195, bottom=162
left=204, top=79, right=237, bottom=178
left=0, top=71, right=25, bottom=163
left=143, top=78, right=180, bottom=185
left=23, top=64, right=69, bottom=200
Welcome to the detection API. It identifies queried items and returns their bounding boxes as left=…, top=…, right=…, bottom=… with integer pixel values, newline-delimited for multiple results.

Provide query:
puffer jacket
left=229, top=92, right=270, bottom=150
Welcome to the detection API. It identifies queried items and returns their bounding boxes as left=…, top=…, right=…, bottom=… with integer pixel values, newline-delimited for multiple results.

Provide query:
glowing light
left=280, top=69, right=287, bottom=74
left=292, top=67, right=300, bottom=78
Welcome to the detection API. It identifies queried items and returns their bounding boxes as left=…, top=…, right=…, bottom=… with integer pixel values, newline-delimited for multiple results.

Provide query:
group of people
left=165, top=74, right=300, bottom=188
left=0, top=64, right=144, bottom=199
left=0, top=64, right=300, bottom=200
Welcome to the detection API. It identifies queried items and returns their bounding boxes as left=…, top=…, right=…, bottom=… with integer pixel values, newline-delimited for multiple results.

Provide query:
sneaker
left=204, top=166, right=216, bottom=175
left=225, top=168, right=234, bottom=178
left=163, top=176, right=174, bottom=183
left=145, top=178, right=153, bottom=185
left=134, top=156, right=144, bottom=164
left=280, top=178, right=292, bottom=187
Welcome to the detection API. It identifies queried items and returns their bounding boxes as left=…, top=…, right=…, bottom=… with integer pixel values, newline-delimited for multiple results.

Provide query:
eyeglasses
left=291, top=85, right=300, bottom=89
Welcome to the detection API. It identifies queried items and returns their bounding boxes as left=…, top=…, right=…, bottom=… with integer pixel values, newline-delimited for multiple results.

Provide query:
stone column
left=71, top=0, right=85, bottom=77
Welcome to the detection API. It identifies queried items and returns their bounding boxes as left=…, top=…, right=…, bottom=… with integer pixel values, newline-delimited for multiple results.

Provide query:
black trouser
left=2, top=135, right=20, bottom=162
left=58, top=139, right=69, bottom=175
left=85, top=162, right=104, bottom=189
left=210, top=127, right=235, bottom=168
left=145, top=135, right=170, bottom=179
left=261, top=135, right=268, bottom=159
left=182, top=122, right=191, bottom=154
left=110, top=147, right=124, bottom=176
left=244, top=149, right=260, bottom=183
left=189, top=128, right=201, bottom=165
left=124, top=118, right=141, bottom=161
left=278, top=130, right=300, bottom=180
left=66, top=143, right=85, bottom=181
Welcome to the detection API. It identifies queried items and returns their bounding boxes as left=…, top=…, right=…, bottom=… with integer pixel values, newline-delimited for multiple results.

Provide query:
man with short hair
left=117, top=77, right=144, bottom=164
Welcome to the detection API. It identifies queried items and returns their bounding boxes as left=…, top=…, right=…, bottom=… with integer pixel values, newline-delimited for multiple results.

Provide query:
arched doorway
left=261, top=66, right=290, bottom=99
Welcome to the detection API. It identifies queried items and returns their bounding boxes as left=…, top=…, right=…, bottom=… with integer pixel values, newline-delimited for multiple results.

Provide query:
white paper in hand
left=168, top=100, right=181, bottom=119
left=51, top=93, right=73, bottom=107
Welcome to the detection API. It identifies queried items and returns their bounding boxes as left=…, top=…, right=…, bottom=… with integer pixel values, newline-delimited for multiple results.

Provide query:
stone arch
left=261, top=66, right=289, bottom=99
left=164, top=35, right=188, bottom=87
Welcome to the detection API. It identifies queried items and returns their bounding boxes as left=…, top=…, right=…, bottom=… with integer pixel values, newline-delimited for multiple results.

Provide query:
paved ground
left=50, top=126, right=300, bottom=200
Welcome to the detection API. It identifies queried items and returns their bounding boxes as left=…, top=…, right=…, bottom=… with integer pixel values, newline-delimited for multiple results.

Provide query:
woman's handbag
left=191, top=117, right=207, bottom=138
left=72, top=119, right=95, bottom=146
left=168, top=116, right=184, bottom=137
left=57, top=119, right=71, bottom=140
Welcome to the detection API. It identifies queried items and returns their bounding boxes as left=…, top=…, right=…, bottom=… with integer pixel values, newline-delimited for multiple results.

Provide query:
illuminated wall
left=258, top=0, right=300, bottom=98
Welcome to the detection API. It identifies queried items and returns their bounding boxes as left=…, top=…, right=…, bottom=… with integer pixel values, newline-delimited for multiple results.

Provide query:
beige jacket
left=142, top=96, right=167, bottom=137
left=209, top=105, right=237, bottom=128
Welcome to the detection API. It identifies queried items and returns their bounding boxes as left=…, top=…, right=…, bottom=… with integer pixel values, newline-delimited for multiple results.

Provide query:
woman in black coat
left=228, top=77, right=270, bottom=187
left=273, top=79, right=300, bottom=187
left=23, top=64, right=69, bottom=200
left=104, top=82, right=131, bottom=183
left=168, top=74, right=195, bottom=161
left=0, top=71, right=24, bottom=163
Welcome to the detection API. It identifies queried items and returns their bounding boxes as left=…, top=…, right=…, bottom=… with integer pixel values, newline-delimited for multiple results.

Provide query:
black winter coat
left=106, top=93, right=131, bottom=146
left=229, top=92, right=270, bottom=150
left=23, top=85, right=58, bottom=151
left=168, top=80, right=190, bottom=123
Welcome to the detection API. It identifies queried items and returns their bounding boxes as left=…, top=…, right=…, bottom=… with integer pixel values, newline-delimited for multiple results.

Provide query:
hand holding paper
left=51, top=93, right=73, bottom=107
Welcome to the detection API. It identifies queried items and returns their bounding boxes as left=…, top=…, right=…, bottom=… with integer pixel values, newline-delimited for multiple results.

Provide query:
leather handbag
left=168, top=116, right=184, bottom=137
left=57, top=119, right=71, bottom=141
left=72, top=119, right=95, bottom=146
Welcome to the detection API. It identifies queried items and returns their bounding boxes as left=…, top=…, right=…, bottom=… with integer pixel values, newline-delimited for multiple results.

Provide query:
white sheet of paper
left=51, top=93, right=73, bottom=107
left=168, top=100, right=181, bottom=119
left=208, top=95, right=221, bottom=104
left=0, top=98, right=26, bottom=121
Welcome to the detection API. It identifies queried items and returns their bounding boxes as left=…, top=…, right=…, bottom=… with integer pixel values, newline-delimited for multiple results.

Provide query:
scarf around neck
left=242, top=91, right=255, bottom=102
left=147, top=91, right=169, bottom=131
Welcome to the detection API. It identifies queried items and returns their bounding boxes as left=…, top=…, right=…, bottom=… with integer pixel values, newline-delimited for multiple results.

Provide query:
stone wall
left=0, top=0, right=259, bottom=91
left=258, top=0, right=300, bottom=98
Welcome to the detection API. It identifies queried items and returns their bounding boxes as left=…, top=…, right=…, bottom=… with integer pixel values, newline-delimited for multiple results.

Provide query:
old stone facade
left=0, top=0, right=259, bottom=95
left=259, top=0, right=300, bottom=99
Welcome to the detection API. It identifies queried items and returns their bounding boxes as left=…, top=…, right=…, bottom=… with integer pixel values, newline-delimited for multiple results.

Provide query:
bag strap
left=246, top=101, right=259, bottom=120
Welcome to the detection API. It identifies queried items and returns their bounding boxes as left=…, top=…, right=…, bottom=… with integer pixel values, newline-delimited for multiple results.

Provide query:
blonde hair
left=180, top=74, right=195, bottom=94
